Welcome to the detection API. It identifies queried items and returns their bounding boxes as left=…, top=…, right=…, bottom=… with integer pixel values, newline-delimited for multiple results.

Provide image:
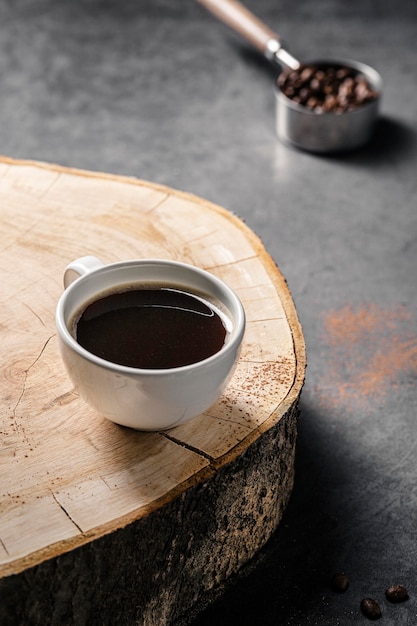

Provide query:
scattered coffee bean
left=331, top=572, right=349, bottom=593
left=385, top=584, right=409, bottom=603
left=277, top=63, right=379, bottom=114
left=360, top=597, right=382, bottom=620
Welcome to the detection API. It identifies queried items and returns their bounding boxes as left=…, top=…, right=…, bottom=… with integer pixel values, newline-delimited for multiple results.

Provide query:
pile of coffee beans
left=331, top=573, right=409, bottom=621
left=277, top=64, right=379, bottom=113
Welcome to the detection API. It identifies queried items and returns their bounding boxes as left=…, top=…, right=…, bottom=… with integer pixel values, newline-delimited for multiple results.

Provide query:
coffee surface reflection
left=73, top=286, right=229, bottom=369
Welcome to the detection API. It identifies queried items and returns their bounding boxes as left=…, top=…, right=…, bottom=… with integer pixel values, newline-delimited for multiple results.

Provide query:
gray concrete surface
left=1, top=1, right=416, bottom=624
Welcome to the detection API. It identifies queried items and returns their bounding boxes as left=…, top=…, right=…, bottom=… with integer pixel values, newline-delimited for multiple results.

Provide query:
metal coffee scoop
left=198, top=0, right=383, bottom=153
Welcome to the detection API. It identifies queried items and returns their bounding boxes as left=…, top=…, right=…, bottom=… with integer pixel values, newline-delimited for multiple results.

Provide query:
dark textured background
left=1, top=1, right=416, bottom=624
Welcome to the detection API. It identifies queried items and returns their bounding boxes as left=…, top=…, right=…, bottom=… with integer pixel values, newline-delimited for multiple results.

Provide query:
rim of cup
left=56, top=259, right=246, bottom=376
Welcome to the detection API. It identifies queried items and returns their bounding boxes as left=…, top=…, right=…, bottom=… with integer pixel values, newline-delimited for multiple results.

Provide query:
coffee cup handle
left=64, top=256, right=104, bottom=289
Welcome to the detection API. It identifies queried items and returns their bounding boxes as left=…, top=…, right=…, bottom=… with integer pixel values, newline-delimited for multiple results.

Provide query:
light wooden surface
left=0, top=157, right=305, bottom=594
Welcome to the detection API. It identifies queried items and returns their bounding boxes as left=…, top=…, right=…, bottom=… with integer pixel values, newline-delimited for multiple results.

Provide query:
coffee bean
left=331, top=572, right=349, bottom=593
left=309, top=76, right=322, bottom=92
left=385, top=584, right=409, bottom=603
left=336, top=67, right=353, bottom=80
left=360, top=598, right=382, bottom=620
left=277, top=63, right=379, bottom=113
left=300, top=66, right=315, bottom=82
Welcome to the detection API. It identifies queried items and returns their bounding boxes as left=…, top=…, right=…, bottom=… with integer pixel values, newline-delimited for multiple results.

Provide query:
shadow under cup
left=56, top=259, right=246, bottom=431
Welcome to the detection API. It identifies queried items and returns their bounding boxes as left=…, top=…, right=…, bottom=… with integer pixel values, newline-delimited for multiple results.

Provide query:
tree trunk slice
left=0, top=157, right=306, bottom=625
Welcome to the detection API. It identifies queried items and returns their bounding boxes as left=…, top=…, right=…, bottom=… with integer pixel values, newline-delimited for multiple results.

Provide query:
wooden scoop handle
left=198, top=0, right=278, bottom=55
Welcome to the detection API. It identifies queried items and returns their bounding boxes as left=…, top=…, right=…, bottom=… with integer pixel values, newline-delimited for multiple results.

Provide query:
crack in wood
left=160, top=433, right=215, bottom=463
left=204, top=254, right=258, bottom=271
left=0, top=536, right=10, bottom=557
left=36, top=172, right=61, bottom=199
left=145, top=192, right=170, bottom=213
left=22, top=302, right=47, bottom=328
left=12, top=335, right=55, bottom=438
left=50, top=490, right=83, bottom=534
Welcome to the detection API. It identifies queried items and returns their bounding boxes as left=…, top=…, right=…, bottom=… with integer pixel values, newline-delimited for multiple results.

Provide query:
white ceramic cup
left=55, top=256, right=245, bottom=431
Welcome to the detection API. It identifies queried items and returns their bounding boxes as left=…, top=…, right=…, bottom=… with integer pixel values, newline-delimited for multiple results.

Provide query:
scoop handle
left=198, top=0, right=277, bottom=54
left=197, top=0, right=300, bottom=69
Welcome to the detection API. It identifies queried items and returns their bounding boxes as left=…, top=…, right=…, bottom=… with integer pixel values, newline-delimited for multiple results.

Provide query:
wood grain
left=0, top=157, right=305, bottom=625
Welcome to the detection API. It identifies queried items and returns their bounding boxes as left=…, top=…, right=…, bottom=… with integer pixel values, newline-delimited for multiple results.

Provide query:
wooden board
left=0, top=157, right=305, bottom=625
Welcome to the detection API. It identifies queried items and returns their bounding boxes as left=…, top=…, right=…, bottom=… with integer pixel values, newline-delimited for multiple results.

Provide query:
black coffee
left=73, top=286, right=228, bottom=369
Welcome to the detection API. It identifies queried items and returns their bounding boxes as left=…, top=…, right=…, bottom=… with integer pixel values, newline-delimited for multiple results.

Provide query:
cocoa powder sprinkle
left=317, top=303, right=417, bottom=411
